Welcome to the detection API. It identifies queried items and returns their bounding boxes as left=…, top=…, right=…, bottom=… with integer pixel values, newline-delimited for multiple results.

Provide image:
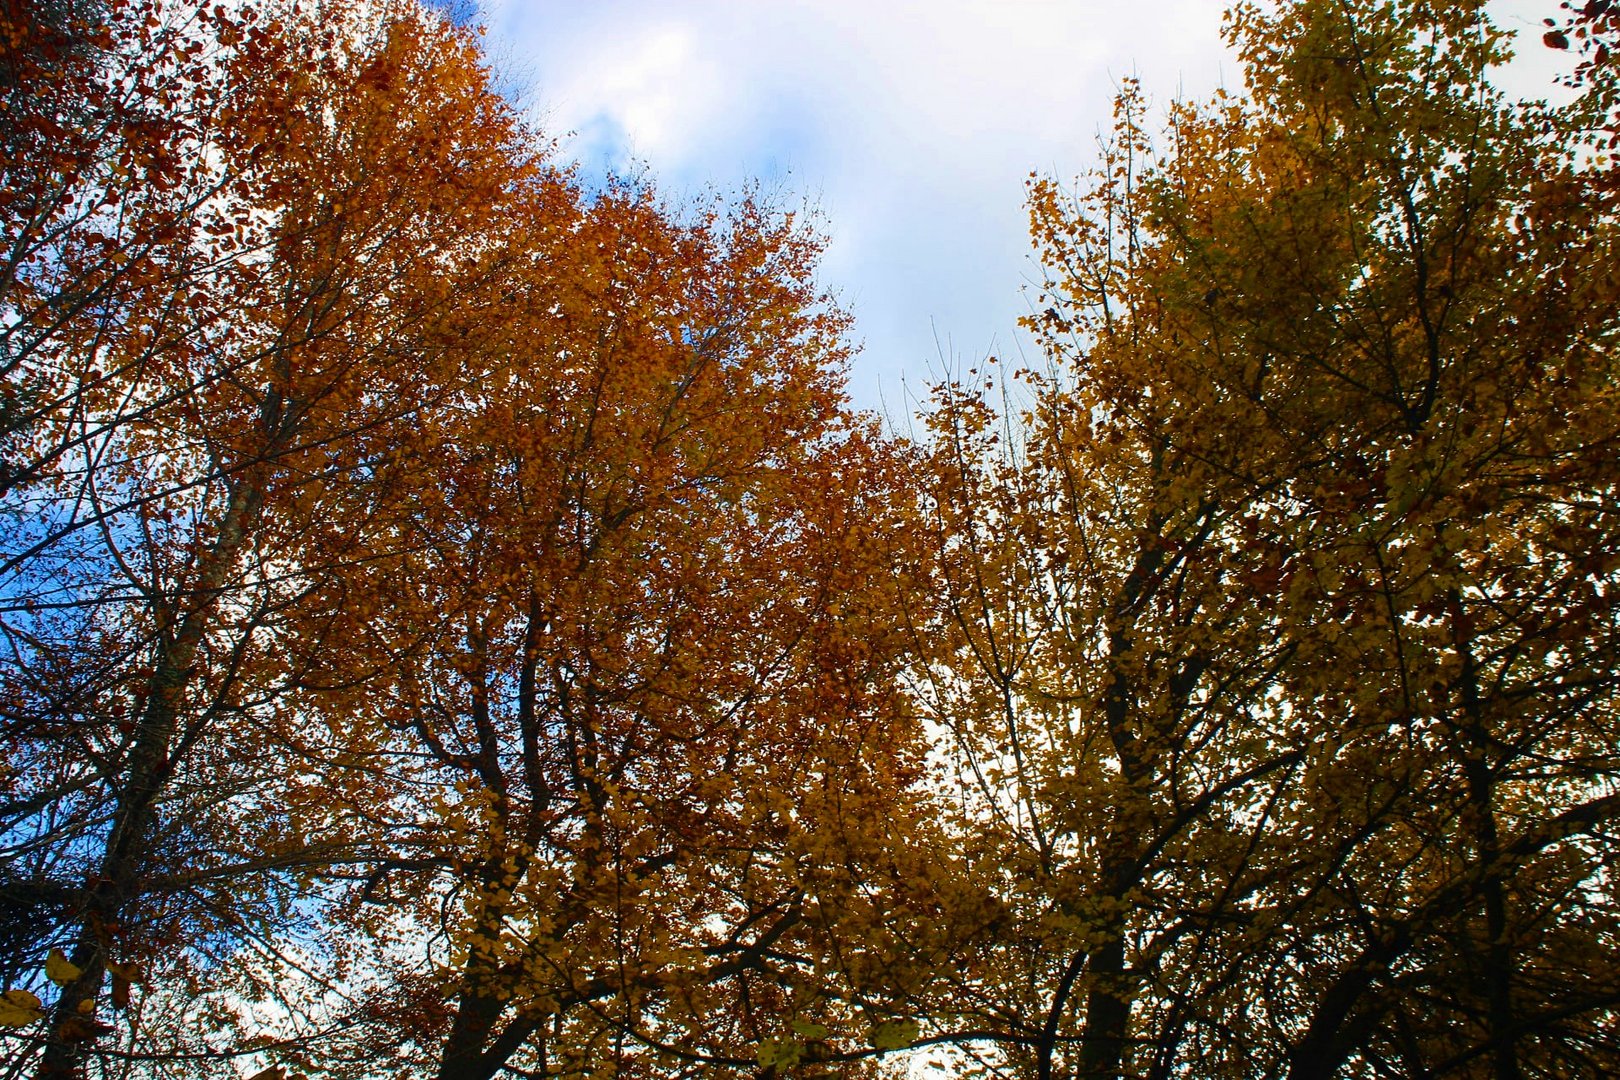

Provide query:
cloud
left=478, top=1, right=1571, bottom=412
left=542, top=22, right=719, bottom=170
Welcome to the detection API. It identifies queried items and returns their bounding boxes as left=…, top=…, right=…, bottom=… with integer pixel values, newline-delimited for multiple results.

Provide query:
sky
left=474, top=0, right=1577, bottom=416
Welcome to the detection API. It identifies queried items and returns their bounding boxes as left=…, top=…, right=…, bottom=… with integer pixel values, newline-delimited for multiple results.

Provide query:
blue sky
left=476, top=1, right=1574, bottom=416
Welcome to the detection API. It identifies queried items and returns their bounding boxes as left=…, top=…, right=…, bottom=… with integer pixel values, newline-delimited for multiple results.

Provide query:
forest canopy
left=1, top=1, right=1616, bottom=1078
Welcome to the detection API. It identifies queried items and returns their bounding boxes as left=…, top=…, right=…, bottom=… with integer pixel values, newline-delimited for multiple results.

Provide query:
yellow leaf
left=45, top=949, right=82, bottom=988
left=106, top=961, right=145, bottom=986
left=0, top=989, right=45, bottom=1027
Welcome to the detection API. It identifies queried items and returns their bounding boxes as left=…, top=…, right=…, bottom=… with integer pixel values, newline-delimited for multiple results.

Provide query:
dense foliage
left=1, top=0, right=1615, bottom=1078
left=917, top=2, right=1620, bottom=1075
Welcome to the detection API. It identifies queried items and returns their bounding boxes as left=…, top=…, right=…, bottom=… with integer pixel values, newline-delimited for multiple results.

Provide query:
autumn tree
left=4, top=3, right=949, bottom=1079
left=0, top=1, right=554, bottom=1074
left=260, top=181, right=952, bottom=1080
left=1544, top=0, right=1620, bottom=158
left=917, top=1, right=1620, bottom=1077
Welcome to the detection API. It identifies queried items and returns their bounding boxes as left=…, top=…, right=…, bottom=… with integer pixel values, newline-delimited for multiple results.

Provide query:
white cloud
left=479, top=0, right=1580, bottom=412
left=537, top=22, right=718, bottom=168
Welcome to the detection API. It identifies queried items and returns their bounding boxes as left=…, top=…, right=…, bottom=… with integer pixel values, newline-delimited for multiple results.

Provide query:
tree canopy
left=1, top=1, right=1616, bottom=1078
left=916, top=2, right=1620, bottom=1075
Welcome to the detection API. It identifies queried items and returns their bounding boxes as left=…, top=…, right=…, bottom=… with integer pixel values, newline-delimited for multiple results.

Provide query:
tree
left=1544, top=0, right=1620, bottom=160
left=917, top=1, right=1620, bottom=1076
left=1, top=1, right=551, bottom=1074
left=280, top=184, right=948, bottom=1080
left=4, top=4, right=946, bottom=1078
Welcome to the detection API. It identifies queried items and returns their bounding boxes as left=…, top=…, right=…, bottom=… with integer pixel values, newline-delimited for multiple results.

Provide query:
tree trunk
left=36, top=476, right=263, bottom=1078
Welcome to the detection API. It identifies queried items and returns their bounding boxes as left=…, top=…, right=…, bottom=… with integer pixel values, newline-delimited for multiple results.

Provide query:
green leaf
left=870, top=1018, right=919, bottom=1050
left=790, top=1018, right=831, bottom=1040
left=757, top=1037, right=804, bottom=1069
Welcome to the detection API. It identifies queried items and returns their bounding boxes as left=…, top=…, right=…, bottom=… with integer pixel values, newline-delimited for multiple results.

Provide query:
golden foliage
left=916, top=2, right=1620, bottom=1076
